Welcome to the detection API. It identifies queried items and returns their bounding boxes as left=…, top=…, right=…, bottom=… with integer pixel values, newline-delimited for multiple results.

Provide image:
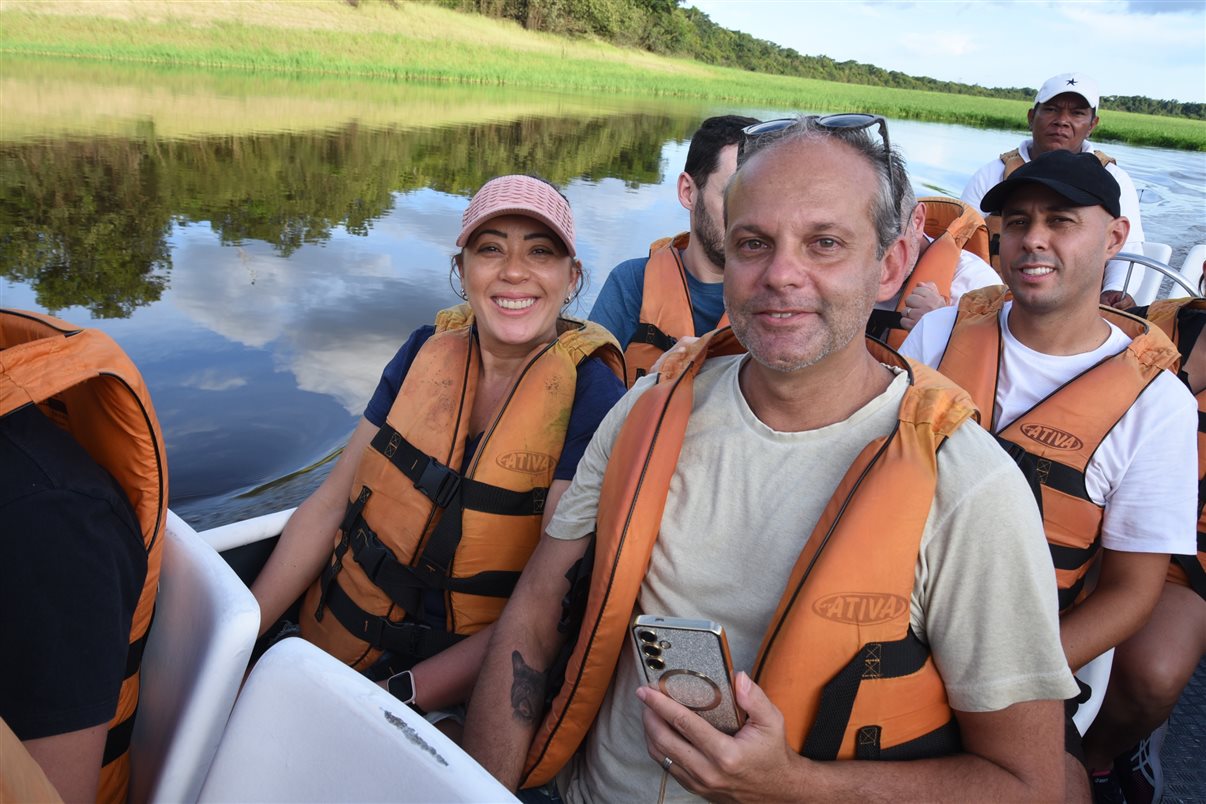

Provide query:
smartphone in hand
left=631, top=615, right=746, bottom=734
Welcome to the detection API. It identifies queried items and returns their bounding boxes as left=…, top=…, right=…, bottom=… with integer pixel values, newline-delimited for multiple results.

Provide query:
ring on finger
left=661, top=755, right=674, bottom=771
left=904, top=306, right=912, bottom=317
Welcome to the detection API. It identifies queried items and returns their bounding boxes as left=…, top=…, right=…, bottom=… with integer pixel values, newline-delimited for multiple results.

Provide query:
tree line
left=0, top=112, right=697, bottom=317
left=414, top=0, right=1204, bottom=120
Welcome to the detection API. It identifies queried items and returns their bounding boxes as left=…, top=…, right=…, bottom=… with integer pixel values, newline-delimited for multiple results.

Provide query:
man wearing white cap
left=962, top=72, right=1146, bottom=307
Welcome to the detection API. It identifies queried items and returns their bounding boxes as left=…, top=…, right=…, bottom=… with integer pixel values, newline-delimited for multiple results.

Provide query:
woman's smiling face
left=459, top=213, right=579, bottom=355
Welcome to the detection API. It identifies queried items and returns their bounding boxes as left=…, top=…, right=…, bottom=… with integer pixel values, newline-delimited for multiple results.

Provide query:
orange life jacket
left=873, top=197, right=991, bottom=349
left=521, top=330, right=975, bottom=787
left=1145, top=298, right=1206, bottom=597
left=936, top=287, right=1178, bottom=610
left=0, top=309, right=167, bottom=804
left=624, top=233, right=729, bottom=384
left=985, top=148, right=1117, bottom=272
left=301, top=307, right=624, bottom=671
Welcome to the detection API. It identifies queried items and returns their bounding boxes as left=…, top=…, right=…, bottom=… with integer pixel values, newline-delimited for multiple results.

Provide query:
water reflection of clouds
left=170, top=221, right=455, bottom=415
left=567, top=140, right=692, bottom=307
left=180, top=368, right=248, bottom=392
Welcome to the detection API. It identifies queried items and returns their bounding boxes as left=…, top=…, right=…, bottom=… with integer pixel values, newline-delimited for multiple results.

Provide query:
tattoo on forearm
left=510, top=650, right=547, bottom=724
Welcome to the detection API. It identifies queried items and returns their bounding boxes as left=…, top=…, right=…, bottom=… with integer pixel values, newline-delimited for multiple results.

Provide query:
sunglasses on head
left=739, top=113, right=895, bottom=200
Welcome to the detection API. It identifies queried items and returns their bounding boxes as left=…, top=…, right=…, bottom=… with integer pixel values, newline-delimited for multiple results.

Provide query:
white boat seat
left=128, top=510, right=261, bottom=804
left=1114, top=244, right=1201, bottom=304
left=1114, top=243, right=1172, bottom=306
left=1178, top=244, right=1206, bottom=297
left=197, top=638, right=518, bottom=803
left=199, top=507, right=296, bottom=553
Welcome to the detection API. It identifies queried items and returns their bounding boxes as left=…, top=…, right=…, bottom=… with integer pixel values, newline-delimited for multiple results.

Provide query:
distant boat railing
left=1115, top=250, right=1203, bottom=300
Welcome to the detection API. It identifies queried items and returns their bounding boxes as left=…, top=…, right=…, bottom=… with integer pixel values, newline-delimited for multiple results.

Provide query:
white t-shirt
left=875, top=235, right=1002, bottom=313
left=901, top=303, right=1196, bottom=555
left=961, top=139, right=1146, bottom=293
left=547, top=356, right=1077, bottom=803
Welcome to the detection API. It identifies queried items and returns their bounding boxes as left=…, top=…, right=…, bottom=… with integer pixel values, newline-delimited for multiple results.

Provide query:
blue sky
left=689, top=1, right=1206, bottom=104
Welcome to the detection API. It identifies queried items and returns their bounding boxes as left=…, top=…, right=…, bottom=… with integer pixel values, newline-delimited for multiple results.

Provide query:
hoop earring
left=448, top=261, right=468, bottom=301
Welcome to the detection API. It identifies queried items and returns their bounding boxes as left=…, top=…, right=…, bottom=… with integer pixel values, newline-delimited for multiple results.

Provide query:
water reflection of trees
left=0, top=112, right=696, bottom=317
left=0, top=140, right=172, bottom=317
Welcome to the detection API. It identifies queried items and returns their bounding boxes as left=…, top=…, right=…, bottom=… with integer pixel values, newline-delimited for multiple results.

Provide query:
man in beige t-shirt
left=465, top=117, right=1078, bottom=802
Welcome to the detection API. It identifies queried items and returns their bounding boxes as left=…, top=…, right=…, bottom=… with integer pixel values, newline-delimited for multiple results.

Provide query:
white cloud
left=900, top=31, right=977, bottom=59
left=180, top=369, right=248, bottom=392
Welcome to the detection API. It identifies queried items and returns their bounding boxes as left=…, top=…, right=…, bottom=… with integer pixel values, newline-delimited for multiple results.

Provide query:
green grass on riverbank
left=2, top=0, right=1203, bottom=150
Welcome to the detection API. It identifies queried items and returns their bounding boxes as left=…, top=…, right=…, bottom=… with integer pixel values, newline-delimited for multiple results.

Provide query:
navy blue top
left=588, top=252, right=726, bottom=347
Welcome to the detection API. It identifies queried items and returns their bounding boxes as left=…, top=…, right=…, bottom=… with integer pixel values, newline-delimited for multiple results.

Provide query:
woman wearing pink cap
left=252, top=175, right=626, bottom=736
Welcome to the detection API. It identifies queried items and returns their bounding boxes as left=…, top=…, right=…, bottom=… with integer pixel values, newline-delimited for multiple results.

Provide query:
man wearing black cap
left=902, top=149, right=1196, bottom=797
left=961, top=72, right=1146, bottom=307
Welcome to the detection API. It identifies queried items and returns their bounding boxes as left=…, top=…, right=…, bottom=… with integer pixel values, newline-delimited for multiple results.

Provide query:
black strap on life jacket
left=995, top=437, right=1093, bottom=504
left=321, top=577, right=465, bottom=662
left=371, top=425, right=545, bottom=621
left=102, top=705, right=137, bottom=767
left=803, top=628, right=960, bottom=761
left=1175, top=307, right=1206, bottom=384
left=343, top=510, right=522, bottom=604
left=629, top=322, right=677, bottom=354
left=1198, top=410, right=1206, bottom=522
left=994, top=436, right=1101, bottom=610
left=99, top=605, right=154, bottom=768
left=313, top=486, right=374, bottom=621
left=865, top=309, right=903, bottom=342
left=854, top=719, right=963, bottom=761
left=314, top=425, right=546, bottom=633
left=1173, top=551, right=1206, bottom=600
left=370, top=425, right=549, bottom=517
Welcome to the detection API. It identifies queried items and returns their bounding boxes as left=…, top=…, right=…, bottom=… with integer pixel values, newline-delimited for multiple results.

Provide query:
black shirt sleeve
left=0, top=409, right=147, bottom=740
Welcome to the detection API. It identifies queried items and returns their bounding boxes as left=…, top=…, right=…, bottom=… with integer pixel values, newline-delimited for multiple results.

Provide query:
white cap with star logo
left=1035, top=72, right=1101, bottom=110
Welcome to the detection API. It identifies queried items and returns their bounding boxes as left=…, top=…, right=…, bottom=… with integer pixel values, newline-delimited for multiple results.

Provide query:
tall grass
left=2, top=0, right=1203, bottom=150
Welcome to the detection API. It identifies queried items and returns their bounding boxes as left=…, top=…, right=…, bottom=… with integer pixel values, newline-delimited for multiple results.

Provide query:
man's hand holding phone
left=637, top=671, right=804, bottom=803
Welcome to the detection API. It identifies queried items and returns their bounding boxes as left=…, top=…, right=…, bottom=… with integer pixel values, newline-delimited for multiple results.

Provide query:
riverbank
left=2, top=0, right=1203, bottom=150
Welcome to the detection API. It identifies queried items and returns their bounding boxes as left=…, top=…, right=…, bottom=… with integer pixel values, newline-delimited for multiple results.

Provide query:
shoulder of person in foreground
left=545, top=370, right=661, bottom=543
left=635, top=423, right=1072, bottom=802
left=587, top=257, right=648, bottom=348
left=898, top=304, right=960, bottom=367
left=920, top=418, right=1079, bottom=712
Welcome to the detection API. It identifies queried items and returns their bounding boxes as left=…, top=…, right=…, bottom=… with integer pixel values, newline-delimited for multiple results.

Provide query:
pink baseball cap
left=456, top=175, right=576, bottom=257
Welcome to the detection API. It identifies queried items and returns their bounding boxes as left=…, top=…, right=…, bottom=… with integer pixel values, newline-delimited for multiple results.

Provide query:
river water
left=3, top=59, right=1204, bottom=528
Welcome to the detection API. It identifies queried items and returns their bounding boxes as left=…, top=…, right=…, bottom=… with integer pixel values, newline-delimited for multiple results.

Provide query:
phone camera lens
left=641, top=644, right=661, bottom=658
left=637, top=630, right=657, bottom=644
left=647, top=657, right=665, bottom=671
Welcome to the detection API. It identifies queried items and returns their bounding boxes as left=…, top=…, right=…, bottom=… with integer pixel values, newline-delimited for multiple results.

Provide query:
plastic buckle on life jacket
left=414, top=456, right=461, bottom=508
left=352, top=527, right=389, bottom=583
left=316, top=487, right=373, bottom=620
left=365, top=616, right=425, bottom=658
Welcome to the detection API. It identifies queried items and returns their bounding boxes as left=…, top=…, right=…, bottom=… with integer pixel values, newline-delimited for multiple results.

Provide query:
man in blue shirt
left=589, top=115, right=757, bottom=382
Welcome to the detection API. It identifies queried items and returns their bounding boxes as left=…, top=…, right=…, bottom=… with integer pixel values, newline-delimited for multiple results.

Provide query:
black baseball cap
left=980, top=150, right=1121, bottom=218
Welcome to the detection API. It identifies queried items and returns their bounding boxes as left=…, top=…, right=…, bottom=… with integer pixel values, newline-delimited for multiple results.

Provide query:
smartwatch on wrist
left=386, top=670, right=426, bottom=715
